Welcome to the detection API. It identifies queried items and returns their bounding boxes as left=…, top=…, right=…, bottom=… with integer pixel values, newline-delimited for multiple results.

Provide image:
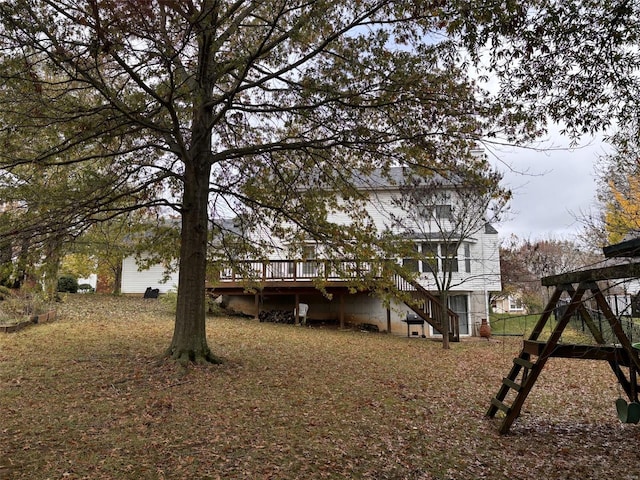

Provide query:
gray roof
left=350, top=167, right=454, bottom=190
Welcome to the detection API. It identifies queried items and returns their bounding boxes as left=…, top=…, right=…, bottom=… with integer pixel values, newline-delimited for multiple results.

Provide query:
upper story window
left=464, top=243, right=471, bottom=273
left=434, top=204, right=453, bottom=220
left=418, top=204, right=453, bottom=221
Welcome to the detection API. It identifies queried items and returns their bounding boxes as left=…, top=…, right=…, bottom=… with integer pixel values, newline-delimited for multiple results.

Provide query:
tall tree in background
left=0, top=1, right=519, bottom=363
left=604, top=175, right=640, bottom=245
left=578, top=151, right=640, bottom=249
left=592, top=153, right=640, bottom=245
left=499, top=236, right=600, bottom=313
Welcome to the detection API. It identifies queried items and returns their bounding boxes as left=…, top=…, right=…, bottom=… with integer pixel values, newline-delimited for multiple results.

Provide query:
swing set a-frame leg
left=487, top=283, right=589, bottom=434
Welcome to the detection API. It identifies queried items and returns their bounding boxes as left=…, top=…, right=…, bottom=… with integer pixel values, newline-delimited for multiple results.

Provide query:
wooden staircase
left=393, top=274, right=460, bottom=342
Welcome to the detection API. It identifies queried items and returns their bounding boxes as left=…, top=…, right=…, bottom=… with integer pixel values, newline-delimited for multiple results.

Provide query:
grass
left=489, top=312, right=594, bottom=343
left=489, top=312, right=539, bottom=337
left=1, top=295, right=638, bottom=480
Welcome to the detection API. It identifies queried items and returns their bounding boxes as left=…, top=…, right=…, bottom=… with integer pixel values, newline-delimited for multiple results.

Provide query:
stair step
left=513, top=357, right=534, bottom=369
left=490, top=397, right=511, bottom=413
left=502, top=377, right=522, bottom=392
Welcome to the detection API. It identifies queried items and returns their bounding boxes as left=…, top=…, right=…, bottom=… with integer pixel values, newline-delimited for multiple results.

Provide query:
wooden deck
left=207, top=259, right=460, bottom=339
left=206, top=259, right=385, bottom=326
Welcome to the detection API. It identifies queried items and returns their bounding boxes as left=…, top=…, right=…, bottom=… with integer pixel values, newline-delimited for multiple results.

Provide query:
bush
left=78, top=283, right=95, bottom=293
left=0, top=285, right=13, bottom=300
left=57, top=276, right=79, bottom=293
left=160, top=287, right=223, bottom=316
left=160, top=288, right=178, bottom=312
left=0, top=288, right=47, bottom=321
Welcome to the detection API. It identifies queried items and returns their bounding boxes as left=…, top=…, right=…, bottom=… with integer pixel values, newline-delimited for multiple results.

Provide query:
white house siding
left=120, top=256, right=179, bottom=294
left=328, top=189, right=501, bottom=287
left=223, top=174, right=501, bottom=337
left=327, top=188, right=500, bottom=334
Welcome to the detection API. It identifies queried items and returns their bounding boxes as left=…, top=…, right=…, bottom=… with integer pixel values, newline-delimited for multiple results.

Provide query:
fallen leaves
left=0, top=295, right=637, bottom=479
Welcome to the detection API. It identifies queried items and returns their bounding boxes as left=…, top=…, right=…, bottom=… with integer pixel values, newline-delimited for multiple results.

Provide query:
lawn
left=1, top=295, right=639, bottom=480
left=489, top=312, right=540, bottom=337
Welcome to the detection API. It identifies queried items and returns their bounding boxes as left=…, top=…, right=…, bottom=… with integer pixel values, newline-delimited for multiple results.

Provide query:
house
left=492, top=293, right=528, bottom=314
left=120, top=256, right=179, bottom=294
left=211, top=166, right=502, bottom=338
left=121, top=166, right=502, bottom=338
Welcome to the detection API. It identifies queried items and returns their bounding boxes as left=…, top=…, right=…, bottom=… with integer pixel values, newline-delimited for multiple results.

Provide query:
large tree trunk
left=166, top=157, right=219, bottom=364
left=42, top=235, right=63, bottom=301
left=166, top=2, right=221, bottom=364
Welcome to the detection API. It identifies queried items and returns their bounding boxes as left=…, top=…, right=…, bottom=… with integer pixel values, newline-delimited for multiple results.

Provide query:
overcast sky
left=489, top=134, right=611, bottom=242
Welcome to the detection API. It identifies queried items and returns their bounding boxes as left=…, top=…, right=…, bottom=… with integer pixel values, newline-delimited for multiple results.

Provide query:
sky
left=488, top=134, right=611, bottom=242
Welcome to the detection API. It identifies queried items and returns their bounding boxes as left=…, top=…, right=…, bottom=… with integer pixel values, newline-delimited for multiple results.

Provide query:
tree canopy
left=447, top=0, right=640, bottom=252
left=450, top=0, right=640, bottom=141
left=0, top=0, right=522, bottom=362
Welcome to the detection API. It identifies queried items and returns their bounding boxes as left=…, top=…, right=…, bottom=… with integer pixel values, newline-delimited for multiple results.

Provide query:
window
left=418, top=204, right=453, bottom=220
left=434, top=204, right=453, bottom=219
left=402, top=258, right=420, bottom=272
left=464, top=243, right=471, bottom=273
left=403, top=243, right=420, bottom=272
left=420, top=242, right=439, bottom=273
left=509, top=296, right=524, bottom=311
left=441, top=243, right=458, bottom=273
left=418, top=243, right=458, bottom=273
left=302, top=244, right=317, bottom=276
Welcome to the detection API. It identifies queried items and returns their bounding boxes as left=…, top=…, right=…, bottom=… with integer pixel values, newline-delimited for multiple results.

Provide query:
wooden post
left=295, top=293, right=300, bottom=326
left=340, top=293, right=345, bottom=329
left=254, top=293, right=260, bottom=320
left=386, top=306, right=391, bottom=334
left=495, top=282, right=589, bottom=434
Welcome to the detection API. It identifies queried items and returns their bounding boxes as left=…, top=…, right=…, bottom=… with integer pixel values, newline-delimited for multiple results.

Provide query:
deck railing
left=217, top=259, right=385, bottom=283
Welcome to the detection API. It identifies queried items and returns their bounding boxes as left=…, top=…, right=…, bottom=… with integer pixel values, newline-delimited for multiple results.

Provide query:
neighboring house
left=602, top=278, right=640, bottom=317
left=492, top=294, right=528, bottom=314
left=120, top=166, right=502, bottom=338
left=120, top=256, right=179, bottom=294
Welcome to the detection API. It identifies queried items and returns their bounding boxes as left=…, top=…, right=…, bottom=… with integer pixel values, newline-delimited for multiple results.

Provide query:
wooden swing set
left=487, top=238, right=640, bottom=434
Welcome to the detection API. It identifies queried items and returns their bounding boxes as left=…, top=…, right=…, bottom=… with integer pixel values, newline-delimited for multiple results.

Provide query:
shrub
left=207, top=295, right=223, bottom=316
left=160, top=287, right=223, bottom=316
left=0, top=288, right=47, bottom=321
left=0, top=285, right=13, bottom=300
left=57, top=276, right=79, bottom=293
left=160, top=288, right=178, bottom=312
left=78, top=283, right=95, bottom=293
